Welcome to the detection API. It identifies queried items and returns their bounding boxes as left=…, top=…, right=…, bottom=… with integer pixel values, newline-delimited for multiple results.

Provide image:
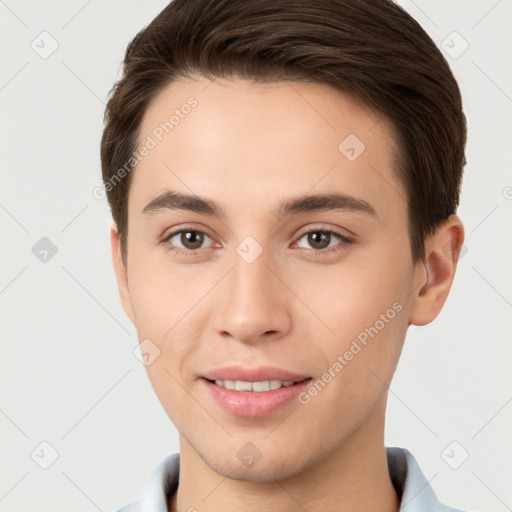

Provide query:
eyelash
left=162, top=226, right=355, bottom=257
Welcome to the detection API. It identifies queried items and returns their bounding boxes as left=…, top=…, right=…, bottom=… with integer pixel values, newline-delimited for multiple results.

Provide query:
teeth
left=235, top=380, right=252, bottom=391
left=213, top=379, right=298, bottom=392
left=224, top=379, right=235, bottom=390
left=270, top=380, right=281, bottom=390
left=252, top=381, right=270, bottom=392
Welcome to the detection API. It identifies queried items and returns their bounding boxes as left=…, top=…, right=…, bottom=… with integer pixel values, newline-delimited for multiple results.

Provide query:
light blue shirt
left=116, top=447, right=468, bottom=512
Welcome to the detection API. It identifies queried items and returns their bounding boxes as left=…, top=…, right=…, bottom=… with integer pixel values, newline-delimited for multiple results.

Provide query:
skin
left=111, top=76, right=464, bottom=512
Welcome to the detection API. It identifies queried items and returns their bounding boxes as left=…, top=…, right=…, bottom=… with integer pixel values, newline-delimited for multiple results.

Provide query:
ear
left=409, top=215, right=465, bottom=326
left=110, top=223, right=135, bottom=325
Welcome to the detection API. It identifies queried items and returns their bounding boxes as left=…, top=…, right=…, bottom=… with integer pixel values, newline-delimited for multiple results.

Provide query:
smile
left=210, top=378, right=305, bottom=392
left=202, top=374, right=313, bottom=417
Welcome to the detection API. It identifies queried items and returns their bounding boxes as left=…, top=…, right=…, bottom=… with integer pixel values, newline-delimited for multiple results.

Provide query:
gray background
left=0, top=1, right=510, bottom=511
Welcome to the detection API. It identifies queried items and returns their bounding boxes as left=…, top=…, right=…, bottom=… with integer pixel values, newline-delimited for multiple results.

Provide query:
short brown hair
left=101, top=0, right=467, bottom=262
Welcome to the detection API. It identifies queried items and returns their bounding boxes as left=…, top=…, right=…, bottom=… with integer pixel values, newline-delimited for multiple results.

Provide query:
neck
left=169, top=401, right=399, bottom=512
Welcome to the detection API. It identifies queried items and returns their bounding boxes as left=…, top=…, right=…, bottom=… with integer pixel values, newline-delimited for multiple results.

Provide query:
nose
left=212, top=249, right=292, bottom=345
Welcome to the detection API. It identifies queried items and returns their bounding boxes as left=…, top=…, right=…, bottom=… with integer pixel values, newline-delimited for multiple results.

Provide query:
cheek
left=126, top=250, right=218, bottom=379
left=127, top=245, right=201, bottom=333
left=130, top=267, right=206, bottom=425
left=289, top=255, right=408, bottom=336
left=288, top=254, right=411, bottom=402
left=290, top=267, right=409, bottom=434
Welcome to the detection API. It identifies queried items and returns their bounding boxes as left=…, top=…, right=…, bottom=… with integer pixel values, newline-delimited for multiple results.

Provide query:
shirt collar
left=123, top=447, right=463, bottom=512
left=386, top=447, right=463, bottom=511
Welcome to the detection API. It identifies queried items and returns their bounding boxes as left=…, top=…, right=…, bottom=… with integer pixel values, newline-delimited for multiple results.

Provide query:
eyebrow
left=142, top=191, right=223, bottom=217
left=141, top=190, right=376, bottom=219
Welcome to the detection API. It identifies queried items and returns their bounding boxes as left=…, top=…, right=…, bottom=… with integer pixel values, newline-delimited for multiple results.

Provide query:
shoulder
left=113, top=453, right=180, bottom=512
left=387, top=447, right=473, bottom=512
left=113, top=501, right=141, bottom=512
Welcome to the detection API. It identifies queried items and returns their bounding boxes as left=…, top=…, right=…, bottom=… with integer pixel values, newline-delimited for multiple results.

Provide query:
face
left=112, top=76, right=429, bottom=481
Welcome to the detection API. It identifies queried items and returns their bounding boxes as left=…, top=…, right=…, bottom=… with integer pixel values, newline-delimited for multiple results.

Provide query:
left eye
left=296, top=230, right=347, bottom=251
left=166, top=230, right=214, bottom=251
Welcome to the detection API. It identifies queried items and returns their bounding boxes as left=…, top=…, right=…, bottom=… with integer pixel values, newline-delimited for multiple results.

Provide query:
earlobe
left=110, top=223, right=136, bottom=325
left=409, top=215, right=465, bottom=326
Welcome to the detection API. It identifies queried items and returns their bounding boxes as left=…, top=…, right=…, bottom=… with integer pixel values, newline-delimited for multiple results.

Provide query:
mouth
left=200, top=372, right=313, bottom=418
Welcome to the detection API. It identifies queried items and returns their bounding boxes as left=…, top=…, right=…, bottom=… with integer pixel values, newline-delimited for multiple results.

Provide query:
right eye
left=163, top=229, right=216, bottom=254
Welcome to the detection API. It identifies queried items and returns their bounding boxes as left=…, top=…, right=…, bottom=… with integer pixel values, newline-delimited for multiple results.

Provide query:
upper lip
left=202, top=366, right=311, bottom=382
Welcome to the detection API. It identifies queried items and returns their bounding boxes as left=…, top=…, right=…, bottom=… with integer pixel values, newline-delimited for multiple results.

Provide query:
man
left=101, top=0, right=469, bottom=510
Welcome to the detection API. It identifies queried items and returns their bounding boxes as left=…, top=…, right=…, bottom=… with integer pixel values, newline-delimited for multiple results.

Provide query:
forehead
left=131, top=76, right=405, bottom=221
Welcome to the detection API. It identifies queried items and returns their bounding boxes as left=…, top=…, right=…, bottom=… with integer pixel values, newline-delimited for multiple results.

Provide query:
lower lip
left=201, top=378, right=312, bottom=417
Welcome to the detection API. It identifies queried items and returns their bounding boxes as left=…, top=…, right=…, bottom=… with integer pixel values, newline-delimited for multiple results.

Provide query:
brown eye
left=298, top=231, right=338, bottom=250
left=295, top=229, right=353, bottom=253
left=166, top=229, right=213, bottom=252
left=180, top=231, right=204, bottom=249
left=307, top=231, right=331, bottom=250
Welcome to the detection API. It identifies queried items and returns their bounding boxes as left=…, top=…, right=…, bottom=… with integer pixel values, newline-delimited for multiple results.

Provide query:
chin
left=197, top=442, right=316, bottom=483
left=211, top=458, right=303, bottom=482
